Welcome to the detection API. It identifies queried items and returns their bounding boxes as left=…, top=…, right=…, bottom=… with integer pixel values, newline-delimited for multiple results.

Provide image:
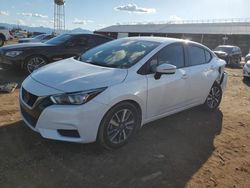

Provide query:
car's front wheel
left=203, top=82, right=222, bottom=110
left=98, top=102, right=141, bottom=150
left=24, top=55, right=48, bottom=74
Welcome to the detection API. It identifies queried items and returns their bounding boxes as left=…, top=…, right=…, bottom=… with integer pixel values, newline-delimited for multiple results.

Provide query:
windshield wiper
left=81, top=59, right=116, bottom=68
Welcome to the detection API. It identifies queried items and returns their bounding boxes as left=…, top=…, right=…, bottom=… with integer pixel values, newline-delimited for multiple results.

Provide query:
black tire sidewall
left=0, top=37, right=4, bottom=47
left=24, top=55, right=47, bottom=74
left=204, top=82, right=222, bottom=110
left=98, top=102, right=140, bottom=150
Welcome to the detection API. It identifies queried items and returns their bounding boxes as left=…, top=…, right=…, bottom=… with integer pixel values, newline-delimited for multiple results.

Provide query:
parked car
left=213, top=45, right=242, bottom=64
left=19, top=37, right=228, bottom=149
left=245, top=53, right=250, bottom=62
left=13, top=31, right=28, bottom=39
left=0, top=26, right=12, bottom=47
left=18, top=34, right=56, bottom=43
left=243, top=61, right=250, bottom=79
left=0, top=33, right=113, bottom=74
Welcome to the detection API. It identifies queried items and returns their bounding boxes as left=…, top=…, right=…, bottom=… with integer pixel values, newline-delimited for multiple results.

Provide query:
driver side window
left=149, top=43, right=185, bottom=73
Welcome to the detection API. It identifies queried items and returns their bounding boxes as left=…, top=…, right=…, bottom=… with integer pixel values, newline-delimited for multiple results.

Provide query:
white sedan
left=19, top=37, right=227, bottom=149
left=243, top=61, right=250, bottom=79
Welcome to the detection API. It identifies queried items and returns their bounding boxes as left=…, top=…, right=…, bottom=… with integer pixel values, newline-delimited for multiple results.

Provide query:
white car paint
left=243, top=61, right=250, bottom=78
left=19, top=37, right=227, bottom=144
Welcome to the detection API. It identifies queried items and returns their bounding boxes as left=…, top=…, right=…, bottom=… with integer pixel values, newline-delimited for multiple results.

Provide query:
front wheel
left=203, top=82, right=222, bottom=110
left=98, top=102, right=141, bottom=150
left=24, top=56, right=48, bottom=74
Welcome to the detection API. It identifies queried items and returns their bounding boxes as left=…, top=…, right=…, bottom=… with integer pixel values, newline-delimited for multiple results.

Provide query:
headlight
left=5, top=51, right=23, bottom=57
left=50, top=87, right=107, bottom=105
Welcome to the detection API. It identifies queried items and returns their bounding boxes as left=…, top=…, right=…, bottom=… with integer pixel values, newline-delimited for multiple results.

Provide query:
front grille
left=22, top=88, right=38, bottom=107
left=20, top=94, right=54, bottom=128
left=20, top=105, right=38, bottom=128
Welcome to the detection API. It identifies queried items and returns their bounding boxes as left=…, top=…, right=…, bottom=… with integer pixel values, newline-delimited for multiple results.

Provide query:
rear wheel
left=203, top=82, right=222, bottom=110
left=98, top=102, right=140, bottom=150
left=0, top=37, right=4, bottom=47
left=24, top=55, right=48, bottom=74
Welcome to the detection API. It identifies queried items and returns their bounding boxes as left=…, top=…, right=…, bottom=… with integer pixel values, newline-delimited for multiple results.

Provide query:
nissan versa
left=19, top=37, right=228, bottom=149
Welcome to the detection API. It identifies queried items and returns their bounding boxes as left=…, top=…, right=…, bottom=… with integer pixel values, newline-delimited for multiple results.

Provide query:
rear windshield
left=46, top=34, right=72, bottom=45
left=214, top=46, right=233, bottom=53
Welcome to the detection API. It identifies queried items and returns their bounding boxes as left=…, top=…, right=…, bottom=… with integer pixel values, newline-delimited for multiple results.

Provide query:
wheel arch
left=0, top=33, right=6, bottom=41
left=104, top=99, right=142, bottom=124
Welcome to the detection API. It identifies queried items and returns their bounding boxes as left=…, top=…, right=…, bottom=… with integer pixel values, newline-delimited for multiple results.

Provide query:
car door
left=146, top=43, right=190, bottom=118
left=183, top=44, right=218, bottom=104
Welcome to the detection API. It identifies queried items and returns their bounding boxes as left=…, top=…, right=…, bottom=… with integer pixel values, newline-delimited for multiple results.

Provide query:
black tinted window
left=75, top=37, right=88, bottom=46
left=153, top=43, right=185, bottom=68
left=188, top=45, right=206, bottom=66
left=46, top=34, right=72, bottom=45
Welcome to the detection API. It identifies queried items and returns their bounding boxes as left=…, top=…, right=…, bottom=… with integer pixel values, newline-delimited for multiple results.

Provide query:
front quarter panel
left=93, top=70, right=148, bottom=125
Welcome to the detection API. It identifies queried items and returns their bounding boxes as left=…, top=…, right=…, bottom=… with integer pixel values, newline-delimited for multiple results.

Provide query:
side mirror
left=154, top=63, right=176, bottom=80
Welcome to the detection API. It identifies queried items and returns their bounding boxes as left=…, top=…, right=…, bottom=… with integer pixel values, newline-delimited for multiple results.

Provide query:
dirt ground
left=0, top=42, right=250, bottom=187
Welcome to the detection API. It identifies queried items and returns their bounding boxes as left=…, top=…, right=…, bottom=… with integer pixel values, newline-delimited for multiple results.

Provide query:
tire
left=203, top=82, right=222, bottom=110
left=98, top=102, right=141, bottom=150
left=24, top=55, right=48, bottom=74
left=0, top=37, right=4, bottom=47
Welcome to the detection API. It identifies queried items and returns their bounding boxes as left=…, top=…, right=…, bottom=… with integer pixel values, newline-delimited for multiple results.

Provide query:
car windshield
left=214, top=46, right=233, bottom=53
left=45, top=34, right=72, bottom=45
left=80, top=38, right=160, bottom=68
left=34, top=34, right=46, bottom=39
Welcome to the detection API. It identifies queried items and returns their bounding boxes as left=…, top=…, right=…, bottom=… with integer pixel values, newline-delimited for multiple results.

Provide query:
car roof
left=63, top=33, right=113, bottom=40
left=217, top=45, right=239, bottom=48
left=121, top=36, right=207, bottom=47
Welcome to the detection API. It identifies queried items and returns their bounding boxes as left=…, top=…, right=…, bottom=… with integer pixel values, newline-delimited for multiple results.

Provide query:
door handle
left=182, top=73, right=189, bottom=79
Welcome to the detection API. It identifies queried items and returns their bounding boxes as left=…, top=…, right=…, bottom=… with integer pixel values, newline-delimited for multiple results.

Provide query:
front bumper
left=19, top=77, right=109, bottom=143
left=243, top=64, right=250, bottom=77
left=0, top=54, right=23, bottom=69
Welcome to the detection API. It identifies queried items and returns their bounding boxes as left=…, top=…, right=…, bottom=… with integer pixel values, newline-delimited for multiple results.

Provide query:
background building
left=95, top=19, right=250, bottom=55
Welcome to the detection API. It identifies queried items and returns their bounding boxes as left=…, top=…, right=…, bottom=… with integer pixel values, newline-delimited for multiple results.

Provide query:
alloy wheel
left=107, top=108, right=135, bottom=144
left=27, top=57, right=47, bottom=73
left=206, top=86, right=221, bottom=109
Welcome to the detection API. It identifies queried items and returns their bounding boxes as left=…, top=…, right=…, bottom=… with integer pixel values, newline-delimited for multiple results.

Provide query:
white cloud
left=114, top=4, right=156, bottom=14
left=72, top=18, right=93, bottom=25
left=169, top=15, right=183, bottom=21
left=18, top=12, right=48, bottom=19
left=0, top=11, right=9, bottom=16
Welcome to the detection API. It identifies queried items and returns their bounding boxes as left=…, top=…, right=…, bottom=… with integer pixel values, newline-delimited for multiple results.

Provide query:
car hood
left=30, top=58, right=128, bottom=93
left=0, top=42, right=53, bottom=51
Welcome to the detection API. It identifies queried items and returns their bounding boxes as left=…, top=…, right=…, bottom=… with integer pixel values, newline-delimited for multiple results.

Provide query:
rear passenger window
left=205, top=50, right=212, bottom=63
left=187, top=45, right=206, bottom=66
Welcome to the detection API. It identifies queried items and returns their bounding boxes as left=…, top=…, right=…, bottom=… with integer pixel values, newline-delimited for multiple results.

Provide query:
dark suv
left=213, top=45, right=242, bottom=64
left=0, top=33, right=113, bottom=74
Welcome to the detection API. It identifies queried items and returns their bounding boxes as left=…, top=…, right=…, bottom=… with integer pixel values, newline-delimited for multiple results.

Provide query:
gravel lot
left=0, top=41, right=249, bottom=187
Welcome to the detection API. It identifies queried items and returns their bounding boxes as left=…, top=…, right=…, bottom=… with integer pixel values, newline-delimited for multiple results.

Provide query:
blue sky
left=0, top=0, right=249, bottom=30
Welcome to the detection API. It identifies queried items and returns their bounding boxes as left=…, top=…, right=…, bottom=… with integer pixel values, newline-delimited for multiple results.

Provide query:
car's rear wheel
left=24, top=55, right=48, bottom=74
left=203, top=82, right=222, bottom=110
left=0, top=37, right=4, bottom=47
left=98, top=102, right=140, bottom=150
